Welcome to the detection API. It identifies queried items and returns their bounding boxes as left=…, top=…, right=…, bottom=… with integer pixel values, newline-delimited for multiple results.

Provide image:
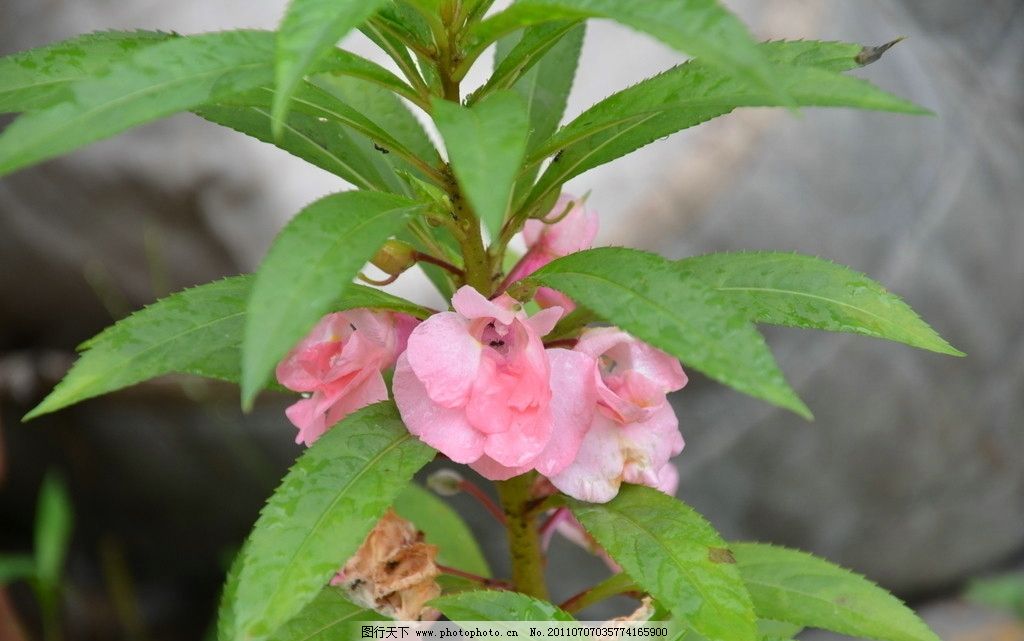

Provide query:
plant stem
left=437, top=564, right=512, bottom=590
left=560, top=573, right=638, bottom=614
left=496, top=474, right=549, bottom=600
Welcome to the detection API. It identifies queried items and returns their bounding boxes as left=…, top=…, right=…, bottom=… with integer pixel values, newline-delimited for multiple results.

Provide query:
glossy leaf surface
left=0, top=30, right=170, bottom=113
left=432, top=91, right=529, bottom=239
left=568, top=485, right=756, bottom=641
left=273, top=0, right=390, bottom=132
left=241, top=191, right=421, bottom=406
left=733, top=543, right=940, bottom=641
left=432, top=590, right=575, bottom=621
left=678, top=252, right=962, bottom=355
left=530, top=247, right=809, bottom=417
left=231, top=402, right=434, bottom=640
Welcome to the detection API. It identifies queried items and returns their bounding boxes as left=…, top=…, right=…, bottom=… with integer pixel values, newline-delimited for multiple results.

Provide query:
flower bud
left=371, top=240, right=417, bottom=277
left=427, top=468, right=464, bottom=496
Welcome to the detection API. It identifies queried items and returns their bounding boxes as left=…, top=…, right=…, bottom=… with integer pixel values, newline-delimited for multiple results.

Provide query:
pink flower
left=276, top=310, right=417, bottom=446
left=545, top=462, right=679, bottom=570
left=506, top=194, right=598, bottom=311
left=393, top=286, right=596, bottom=479
left=548, top=327, right=687, bottom=503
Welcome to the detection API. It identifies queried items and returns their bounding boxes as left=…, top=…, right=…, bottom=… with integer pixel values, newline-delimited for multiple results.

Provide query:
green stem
left=496, top=474, right=549, bottom=600
left=560, top=573, right=638, bottom=614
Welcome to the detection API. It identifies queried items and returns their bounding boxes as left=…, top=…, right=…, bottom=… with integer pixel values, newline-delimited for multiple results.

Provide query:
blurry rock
left=632, top=2, right=1024, bottom=594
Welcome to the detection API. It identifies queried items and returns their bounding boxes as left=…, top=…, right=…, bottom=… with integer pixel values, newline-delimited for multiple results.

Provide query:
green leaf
left=273, top=0, right=390, bottom=134
left=269, top=587, right=386, bottom=641
left=732, top=543, right=940, bottom=641
left=677, top=252, right=962, bottom=356
left=217, top=545, right=249, bottom=641
left=231, top=402, right=435, bottom=641
left=0, top=30, right=277, bottom=178
left=530, top=247, right=810, bottom=418
left=432, top=590, right=576, bottom=621
left=34, top=473, right=73, bottom=591
left=241, top=192, right=422, bottom=407
left=432, top=91, right=529, bottom=239
left=393, top=484, right=491, bottom=578
left=23, top=276, right=251, bottom=421
left=469, top=0, right=784, bottom=107
left=494, top=21, right=584, bottom=202
left=0, top=555, right=36, bottom=585
left=567, top=485, right=756, bottom=641
left=527, top=40, right=927, bottom=206
left=0, top=30, right=171, bottom=113
left=197, top=84, right=398, bottom=192
left=25, top=273, right=430, bottom=421
left=757, top=620, right=803, bottom=641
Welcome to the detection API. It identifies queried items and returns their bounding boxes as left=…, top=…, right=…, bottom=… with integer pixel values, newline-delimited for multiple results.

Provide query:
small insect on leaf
left=856, top=38, right=906, bottom=66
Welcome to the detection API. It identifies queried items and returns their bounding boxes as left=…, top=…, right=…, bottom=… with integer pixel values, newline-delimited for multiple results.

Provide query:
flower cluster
left=276, top=195, right=686, bottom=503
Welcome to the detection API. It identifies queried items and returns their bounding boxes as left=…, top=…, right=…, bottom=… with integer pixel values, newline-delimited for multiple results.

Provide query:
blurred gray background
left=1, top=1, right=1022, bottom=639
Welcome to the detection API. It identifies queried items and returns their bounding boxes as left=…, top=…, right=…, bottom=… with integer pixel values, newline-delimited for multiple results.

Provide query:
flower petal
left=393, top=354, right=484, bottom=463
left=405, top=311, right=481, bottom=408
left=529, top=349, right=597, bottom=476
left=548, top=413, right=625, bottom=503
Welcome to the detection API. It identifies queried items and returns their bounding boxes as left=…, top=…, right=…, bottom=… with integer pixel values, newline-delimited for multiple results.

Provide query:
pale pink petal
left=574, top=326, right=632, bottom=360
left=470, top=455, right=528, bottom=481
left=392, top=313, right=420, bottom=361
left=393, top=354, right=484, bottom=463
left=323, top=372, right=389, bottom=427
left=528, top=349, right=597, bottom=476
left=619, top=403, right=684, bottom=486
left=276, top=342, right=339, bottom=391
left=549, top=414, right=625, bottom=503
left=504, top=246, right=550, bottom=285
left=606, top=339, right=687, bottom=392
left=526, top=306, right=564, bottom=337
left=287, top=394, right=329, bottom=446
left=405, top=312, right=481, bottom=408
left=451, top=286, right=517, bottom=325
left=534, top=287, right=576, bottom=312
left=653, top=462, right=680, bottom=496
left=483, top=407, right=551, bottom=467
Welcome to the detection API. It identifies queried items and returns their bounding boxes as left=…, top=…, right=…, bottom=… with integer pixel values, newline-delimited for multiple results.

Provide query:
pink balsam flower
left=506, top=194, right=598, bottom=311
left=276, top=310, right=417, bottom=446
left=549, top=327, right=688, bottom=503
left=393, top=286, right=595, bottom=479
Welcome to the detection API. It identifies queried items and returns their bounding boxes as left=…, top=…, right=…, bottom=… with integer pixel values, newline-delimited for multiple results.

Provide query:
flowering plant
left=7, top=1, right=963, bottom=639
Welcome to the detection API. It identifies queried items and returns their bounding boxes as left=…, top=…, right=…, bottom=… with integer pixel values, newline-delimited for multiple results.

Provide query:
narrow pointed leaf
left=268, top=587, right=385, bottom=641
left=198, top=101, right=391, bottom=192
left=568, top=485, right=757, bottom=641
left=469, top=0, right=784, bottom=106
left=198, top=83, right=398, bottom=192
left=733, top=543, right=940, bottom=641
left=432, top=591, right=575, bottom=621
left=530, top=247, right=810, bottom=418
left=35, top=473, right=73, bottom=591
left=495, top=21, right=585, bottom=152
left=527, top=40, right=927, bottom=205
left=393, top=484, right=491, bottom=578
left=24, top=274, right=429, bottom=421
left=433, top=91, right=528, bottom=238
left=24, top=276, right=251, bottom=420
left=0, top=30, right=277, bottom=177
left=241, top=192, right=422, bottom=406
left=273, top=0, right=390, bottom=133
left=677, top=252, right=962, bottom=356
left=0, top=30, right=171, bottom=113
left=232, top=402, right=434, bottom=640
